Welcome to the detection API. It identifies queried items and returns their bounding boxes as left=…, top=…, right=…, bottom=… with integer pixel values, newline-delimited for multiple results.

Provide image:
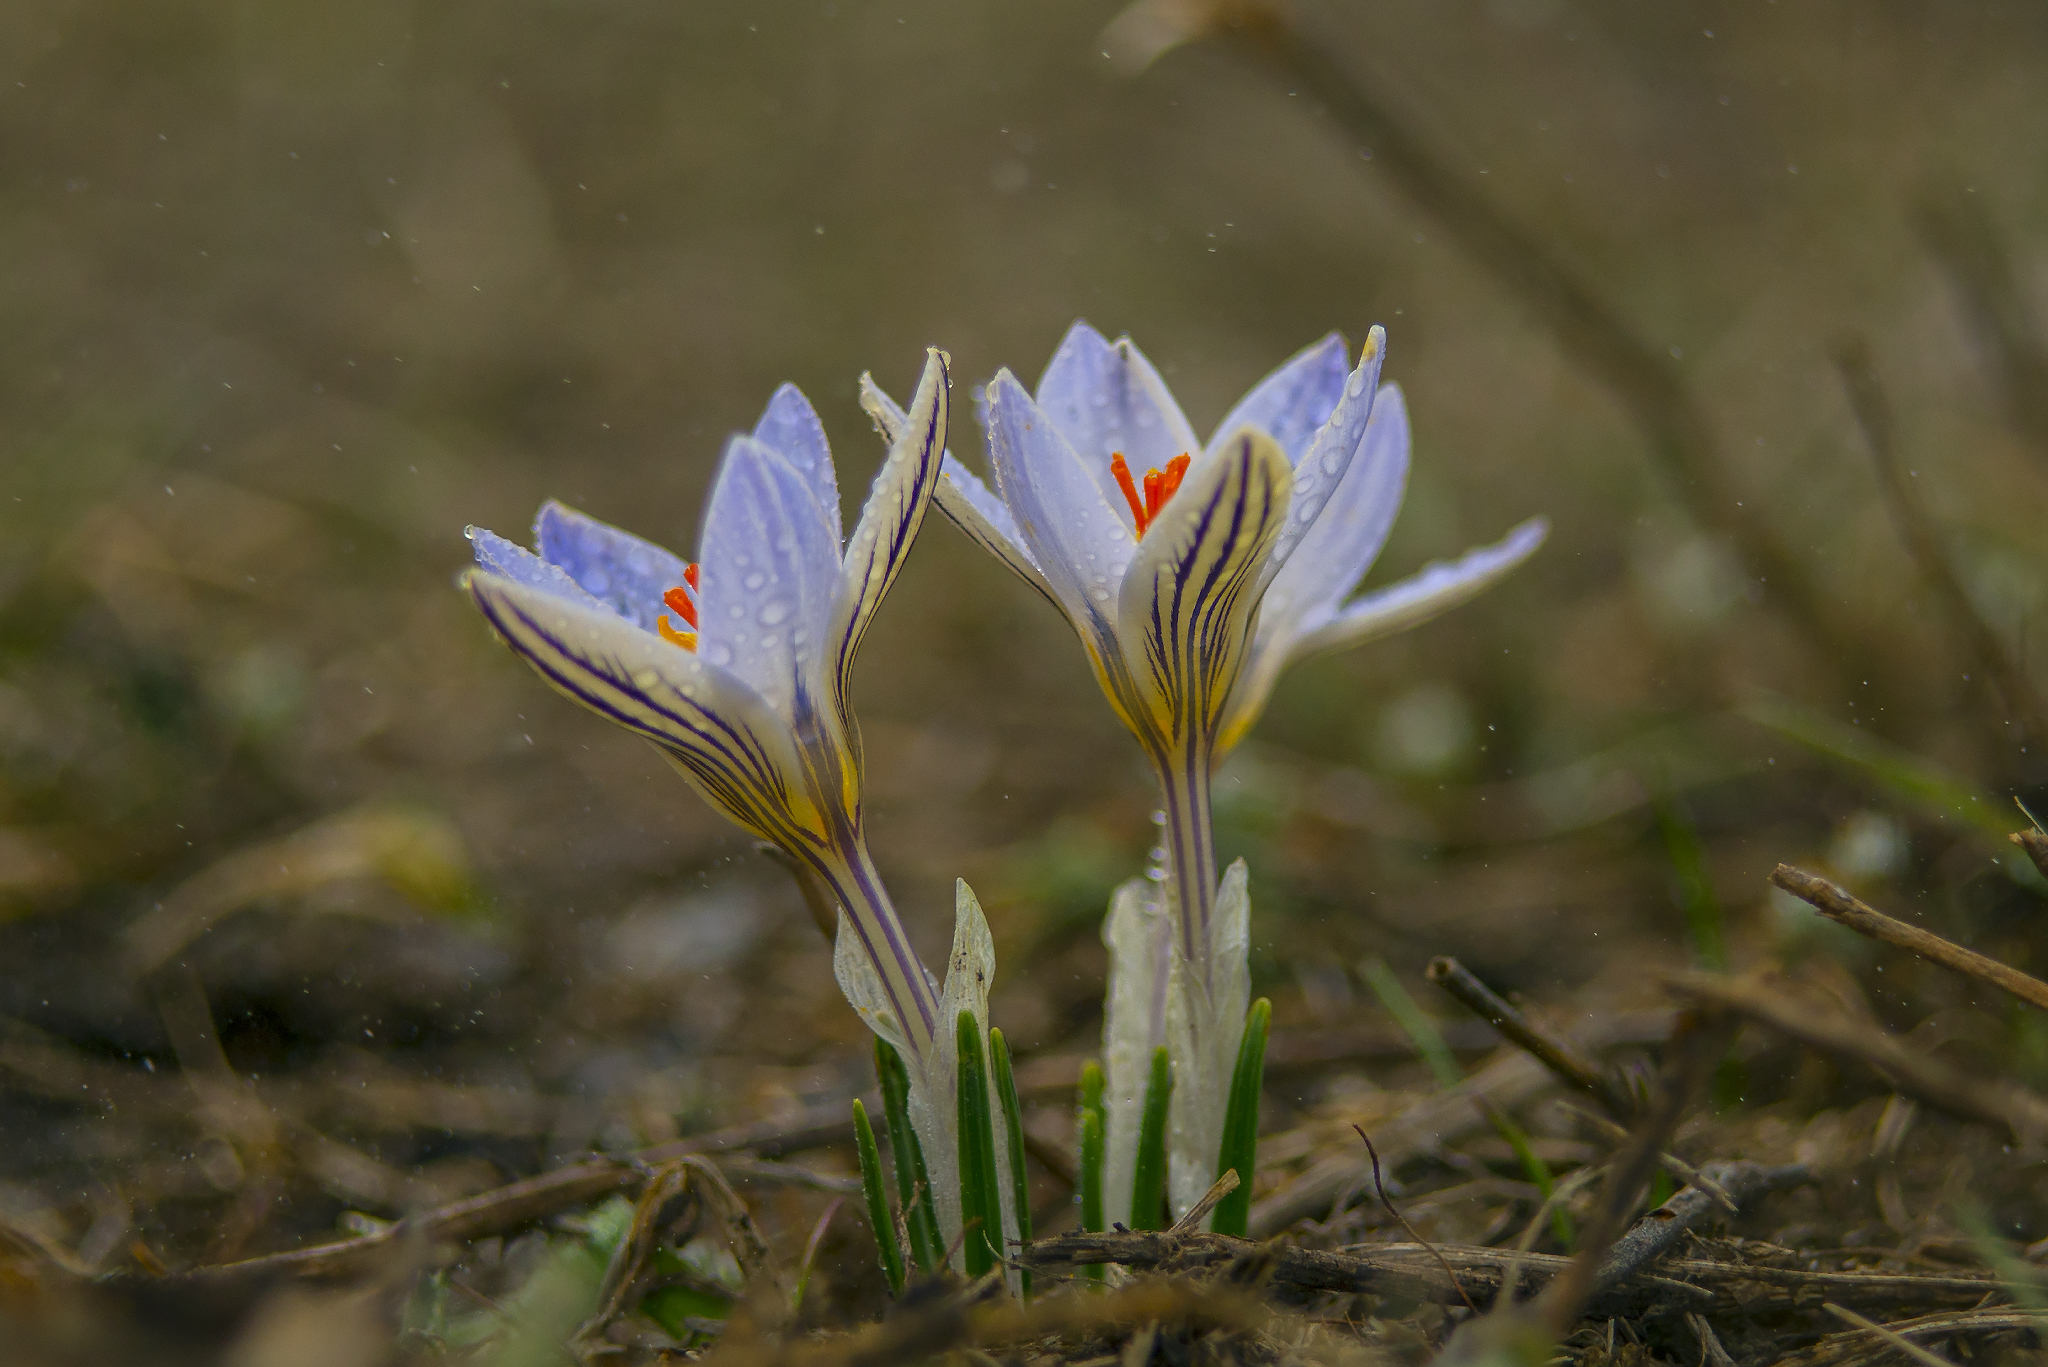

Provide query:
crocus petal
left=1255, top=327, right=1385, bottom=594
left=1290, top=515, right=1550, bottom=661
left=1271, top=381, right=1409, bottom=628
left=696, top=435, right=843, bottom=717
left=1205, top=332, right=1349, bottom=464
left=532, top=501, right=695, bottom=634
left=1116, top=428, right=1293, bottom=739
left=1100, top=875, right=1171, bottom=1230
left=464, top=568, right=820, bottom=846
left=467, top=526, right=607, bottom=610
left=933, top=455, right=1060, bottom=610
left=984, top=368, right=1136, bottom=651
left=752, top=383, right=843, bottom=552
left=825, top=348, right=948, bottom=737
left=1035, top=321, right=1202, bottom=528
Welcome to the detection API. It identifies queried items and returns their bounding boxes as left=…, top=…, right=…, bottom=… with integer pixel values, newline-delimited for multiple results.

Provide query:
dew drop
left=704, top=641, right=733, bottom=666
left=728, top=605, right=745, bottom=620
left=631, top=669, right=657, bottom=689
left=759, top=600, right=790, bottom=626
left=1346, top=370, right=1366, bottom=398
left=743, top=571, right=767, bottom=590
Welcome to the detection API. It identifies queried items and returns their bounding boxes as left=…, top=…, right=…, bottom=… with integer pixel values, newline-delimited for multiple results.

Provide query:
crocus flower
left=461, top=351, right=951, bottom=1073
left=888, top=323, right=1544, bottom=1218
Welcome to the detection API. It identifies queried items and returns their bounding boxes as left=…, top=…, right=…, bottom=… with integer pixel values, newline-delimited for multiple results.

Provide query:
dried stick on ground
left=1662, top=970, right=2048, bottom=1145
left=1832, top=340, right=2048, bottom=744
left=1021, top=1229, right=2005, bottom=1317
left=1589, top=1161, right=1810, bottom=1293
left=1771, top=863, right=2048, bottom=1013
left=1426, top=957, right=1640, bottom=1118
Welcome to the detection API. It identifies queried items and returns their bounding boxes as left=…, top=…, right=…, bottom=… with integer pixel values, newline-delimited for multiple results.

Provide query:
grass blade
left=875, top=1038, right=940, bottom=1274
left=989, top=1027, right=1032, bottom=1298
left=851, top=1099, right=904, bottom=1296
left=1130, top=1045, right=1173, bottom=1231
left=955, top=1011, right=1005, bottom=1278
left=1211, top=997, right=1270, bottom=1237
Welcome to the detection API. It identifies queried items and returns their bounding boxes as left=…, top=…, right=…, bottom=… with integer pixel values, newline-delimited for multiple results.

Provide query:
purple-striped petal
left=532, top=501, right=694, bottom=634
left=1291, top=516, right=1549, bottom=660
left=1116, top=428, right=1293, bottom=739
left=697, top=435, right=843, bottom=716
left=1255, top=327, right=1385, bottom=592
left=984, top=368, right=1136, bottom=642
left=467, top=525, right=607, bottom=611
left=826, top=349, right=949, bottom=738
left=752, top=383, right=843, bottom=552
left=464, top=568, right=820, bottom=847
left=1035, top=322, right=1202, bottom=530
left=1205, top=333, right=1349, bottom=464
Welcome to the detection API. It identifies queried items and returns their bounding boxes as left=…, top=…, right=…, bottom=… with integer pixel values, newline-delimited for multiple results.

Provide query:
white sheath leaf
left=1101, top=875, right=1171, bottom=1228
left=1167, top=858, right=1251, bottom=1220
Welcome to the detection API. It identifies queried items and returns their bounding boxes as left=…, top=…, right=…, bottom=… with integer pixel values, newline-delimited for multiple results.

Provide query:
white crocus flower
left=461, top=352, right=1001, bottom=1256
left=886, top=323, right=1545, bottom=1221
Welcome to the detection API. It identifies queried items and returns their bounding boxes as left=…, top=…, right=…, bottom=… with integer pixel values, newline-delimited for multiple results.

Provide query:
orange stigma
left=657, top=562, right=701, bottom=650
left=1110, top=452, right=1192, bottom=537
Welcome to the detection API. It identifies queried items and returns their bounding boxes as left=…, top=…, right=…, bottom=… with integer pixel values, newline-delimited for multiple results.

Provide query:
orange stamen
left=657, top=562, right=701, bottom=650
left=1109, top=452, right=1192, bottom=538
left=1110, top=453, right=1146, bottom=533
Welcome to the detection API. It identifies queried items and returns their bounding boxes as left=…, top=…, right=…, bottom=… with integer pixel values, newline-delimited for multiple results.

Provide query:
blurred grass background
left=3, top=0, right=2048, bottom=1278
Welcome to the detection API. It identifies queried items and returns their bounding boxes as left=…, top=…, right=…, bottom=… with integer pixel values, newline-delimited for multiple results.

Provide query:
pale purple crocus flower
left=460, top=351, right=952, bottom=1072
left=891, top=323, right=1545, bottom=1219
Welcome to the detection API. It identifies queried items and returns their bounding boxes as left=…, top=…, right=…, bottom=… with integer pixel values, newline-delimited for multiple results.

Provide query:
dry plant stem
left=1211, top=8, right=1839, bottom=652
left=1355, top=1125, right=1477, bottom=1314
left=1787, top=1306, right=2048, bottom=1367
left=1167, top=1169, right=1240, bottom=1236
left=1535, top=1009, right=1730, bottom=1335
left=1773, top=863, right=2048, bottom=1012
left=1662, top=969, right=2048, bottom=1144
left=1832, top=340, right=2048, bottom=744
left=1820, top=1302, right=1953, bottom=1367
left=1687, top=1311, right=1739, bottom=1367
left=1426, top=957, right=1639, bottom=1117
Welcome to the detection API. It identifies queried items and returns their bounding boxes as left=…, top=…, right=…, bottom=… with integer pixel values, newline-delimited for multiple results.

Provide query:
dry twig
left=1427, top=957, right=1640, bottom=1117
left=1773, top=862, right=2048, bottom=1012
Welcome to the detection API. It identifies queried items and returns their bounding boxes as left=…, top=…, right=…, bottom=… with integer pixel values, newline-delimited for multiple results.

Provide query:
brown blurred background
left=3, top=0, right=2048, bottom=1272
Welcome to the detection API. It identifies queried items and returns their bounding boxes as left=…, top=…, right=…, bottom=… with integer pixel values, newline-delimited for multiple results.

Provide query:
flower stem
left=1152, top=739, right=1218, bottom=987
left=815, top=836, right=942, bottom=1062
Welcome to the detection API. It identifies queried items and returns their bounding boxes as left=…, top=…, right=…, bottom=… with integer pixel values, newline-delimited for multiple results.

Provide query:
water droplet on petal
left=743, top=571, right=767, bottom=590
left=1347, top=370, right=1366, bottom=398
left=759, top=600, right=790, bottom=626
left=704, top=641, right=733, bottom=665
left=728, top=605, right=745, bottom=620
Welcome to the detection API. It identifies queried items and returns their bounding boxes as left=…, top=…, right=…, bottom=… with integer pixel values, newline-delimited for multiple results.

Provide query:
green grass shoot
left=851, top=1099, right=904, bottom=1296
left=875, top=1038, right=940, bottom=1274
left=1077, top=1060, right=1106, bottom=1282
left=989, top=1026, right=1032, bottom=1298
left=955, top=1012, right=1005, bottom=1278
left=1211, top=997, right=1270, bottom=1237
left=1130, top=1045, right=1173, bottom=1230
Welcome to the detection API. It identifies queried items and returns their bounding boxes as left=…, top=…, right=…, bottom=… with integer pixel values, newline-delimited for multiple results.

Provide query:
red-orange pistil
left=656, top=562, right=701, bottom=650
left=1110, top=452, right=1191, bottom=538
